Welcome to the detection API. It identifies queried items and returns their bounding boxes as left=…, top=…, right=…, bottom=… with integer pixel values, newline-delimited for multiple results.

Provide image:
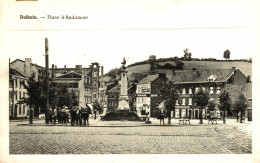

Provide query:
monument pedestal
left=101, top=58, right=141, bottom=121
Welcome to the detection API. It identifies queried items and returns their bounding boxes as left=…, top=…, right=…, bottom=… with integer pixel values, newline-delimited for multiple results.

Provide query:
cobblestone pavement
left=9, top=118, right=252, bottom=154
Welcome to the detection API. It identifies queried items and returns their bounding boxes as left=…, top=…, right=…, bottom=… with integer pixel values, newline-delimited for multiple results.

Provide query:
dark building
left=169, top=68, right=248, bottom=119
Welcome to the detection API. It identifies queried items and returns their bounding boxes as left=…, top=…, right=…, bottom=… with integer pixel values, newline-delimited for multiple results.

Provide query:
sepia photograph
left=0, top=0, right=259, bottom=162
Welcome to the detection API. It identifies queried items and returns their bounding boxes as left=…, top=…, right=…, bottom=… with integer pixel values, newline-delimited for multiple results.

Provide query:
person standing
left=78, top=107, right=82, bottom=126
left=48, top=108, right=53, bottom=124
left=82, top=106, right=90, bottom=126
left=75, top=106, right=79, bottom=126
left=53, top=107, right=58, bottom=124
left=57, top=107, right=61, bottom=124
left=66, top=107, right=70, bottom=123
left=70, top=107, right=76, bottom=126
left=61, top=106, right=67, bottom=125
left=159, top=107, right=165, bottom=125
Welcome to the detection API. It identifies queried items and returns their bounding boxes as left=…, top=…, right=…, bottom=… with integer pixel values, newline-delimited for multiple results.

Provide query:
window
left=182, top=88, right=186, bottom=94
left=87, top=77, right=91, bottom=84
left=176, top=100, right=179, bottom=105
left=210, top=87, right=214, bottom=94
left=20, top=80, right=23, bottom=89
left=182, top=98, right=185, bottom=105
left=85, top=87, right=90, bottom=93
left=19, top=91, right=21, bottom=99
left=15, top=79, right=17, bottom=88
left=189, top=98, right=192, bottom=105
left=216, top=87, right=221, bottom=94
left=19, top=105, right=21, bottom=115
left=23, top=92, right=25, bottom=98
left=15, top=91, right=17, bottom=100
left=195, top=87, right=199, bottom=93
left=93, top=72, right=97, bottom=77
left=189, top=88, right=192, bottom=94
left=93, top=93, right=96, bottom=99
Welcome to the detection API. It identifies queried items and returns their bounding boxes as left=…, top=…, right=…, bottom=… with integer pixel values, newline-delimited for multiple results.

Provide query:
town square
left=1, top=0, right=259, bottom=162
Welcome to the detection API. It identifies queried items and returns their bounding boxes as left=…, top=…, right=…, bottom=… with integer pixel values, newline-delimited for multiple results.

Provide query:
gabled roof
left=138, top=74, right=158, bottom=84
left=169, top=69, right=234, bottom=83
left=11, top=59, right=44, bottom=68
left=9, top=68, right=27, bottom=78
left=107, top=85, right=120, bottom=93
left=56, top=71, right=82, bottom=79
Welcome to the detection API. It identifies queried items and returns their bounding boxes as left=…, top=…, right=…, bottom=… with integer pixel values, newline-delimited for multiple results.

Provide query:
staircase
left=100, top=110, right=143, bottom=121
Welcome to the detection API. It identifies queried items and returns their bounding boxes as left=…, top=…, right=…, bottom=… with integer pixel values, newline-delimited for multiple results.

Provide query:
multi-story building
left=10, top=58, right=44, bottom=81
left=49, top=63, right=102, bottom=107
left=135, top=73, right=169, bottom=117
left=9, top=68, right=29, bottom=119
left=107, top=85, right=120, bottom=112
left=10, top=58, right=45, bottom=118
left=135, top=68, right=249, bottom=119
left=169, top=68, right=248, bottom=119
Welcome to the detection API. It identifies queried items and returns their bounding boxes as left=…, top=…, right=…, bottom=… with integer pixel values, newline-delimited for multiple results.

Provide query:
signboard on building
left=137, top=84, right=151, bottom=94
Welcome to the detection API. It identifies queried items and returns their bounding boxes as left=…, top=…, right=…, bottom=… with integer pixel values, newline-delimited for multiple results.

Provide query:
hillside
left=103, top=60, right=252, bottom=83
left=181, top=61, right=252, bottom=77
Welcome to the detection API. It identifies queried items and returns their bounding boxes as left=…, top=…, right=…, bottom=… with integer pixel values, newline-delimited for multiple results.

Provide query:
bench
left=208, top=117, right=220, bottom=124
left=179, top=117, right=190, bottom=125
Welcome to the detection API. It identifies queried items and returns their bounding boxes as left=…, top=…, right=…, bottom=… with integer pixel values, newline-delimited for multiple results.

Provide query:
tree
left=193, top=88, right=209, bottom=124
left=20, top=73, right=46, bottom=124
left=183, top=49, right=192, bottom=60
left=219, top=91, right=231, bottom=124
left=149, top=56, right=156, bottom=72
left=208, top=100, right=216, bottom=111
left=223, top=49, right=230, bottom=60
left=21, top=74, right=80, bottom=123
left=159, top=81, right=179, bottom=124
left=233, top=93, right=248, bottom=123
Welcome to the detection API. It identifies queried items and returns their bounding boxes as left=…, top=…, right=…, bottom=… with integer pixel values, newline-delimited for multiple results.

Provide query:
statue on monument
left=117, top=57, right=130, bottom=110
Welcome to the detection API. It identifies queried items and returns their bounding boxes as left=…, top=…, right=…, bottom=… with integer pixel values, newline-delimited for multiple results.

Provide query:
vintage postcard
left=0, top=0, right=259, bottom=162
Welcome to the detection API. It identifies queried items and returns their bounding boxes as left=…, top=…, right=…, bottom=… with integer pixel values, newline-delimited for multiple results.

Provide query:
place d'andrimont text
left=20, top=15, right=88, bottom=19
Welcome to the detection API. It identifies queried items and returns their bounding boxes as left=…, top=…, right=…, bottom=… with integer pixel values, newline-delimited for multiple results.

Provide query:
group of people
left=47, top=106, right=92, bottom=126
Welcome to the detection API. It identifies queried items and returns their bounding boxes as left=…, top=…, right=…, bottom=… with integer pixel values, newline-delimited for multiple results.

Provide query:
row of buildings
left=9, top=58, right=104, bottom=119
left=9, top=58, right=252, bottom=121
left=107, top=68, right=252, bottom=120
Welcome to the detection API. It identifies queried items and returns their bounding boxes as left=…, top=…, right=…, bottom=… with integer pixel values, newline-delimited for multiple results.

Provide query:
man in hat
left=82, top=106, right=91, bottom=126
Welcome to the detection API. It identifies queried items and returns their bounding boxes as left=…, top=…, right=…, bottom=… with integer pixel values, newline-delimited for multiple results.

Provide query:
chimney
left=76, top=65, right=82, bottom=69
left=24, top=58, right=32, bottom=77
left=196, top=71, right=200, bottom=78
left=101, top=66, right=104, bottom=88
left=247, top=75, right=251, bottom=83
left=51, top=64, right=54, bottom=78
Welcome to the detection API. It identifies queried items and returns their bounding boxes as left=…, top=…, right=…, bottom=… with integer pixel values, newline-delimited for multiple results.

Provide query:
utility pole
left=45, top=38, right=50, bottom=124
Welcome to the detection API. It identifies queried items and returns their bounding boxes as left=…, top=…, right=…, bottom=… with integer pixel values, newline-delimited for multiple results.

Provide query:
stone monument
left=117, top=57, right=130, bottom=110
left=100, top=58, right=141, bottom=121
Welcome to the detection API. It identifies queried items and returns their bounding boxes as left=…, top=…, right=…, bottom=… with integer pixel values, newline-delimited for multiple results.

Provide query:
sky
left=1, top=0, right=260, bottom=73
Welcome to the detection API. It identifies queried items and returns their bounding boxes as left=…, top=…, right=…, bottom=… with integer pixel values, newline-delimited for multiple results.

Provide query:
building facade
left=135, top=73, right=169, bottom=117
left=49, top=63, right=102, bottom=107
left=169, top=68, right=248, bottom=119
left=10, top=58, right=45, bottom=118
left=10, top=58, right=44, bottom=81
left=9, top=68, right=29, bottom=119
